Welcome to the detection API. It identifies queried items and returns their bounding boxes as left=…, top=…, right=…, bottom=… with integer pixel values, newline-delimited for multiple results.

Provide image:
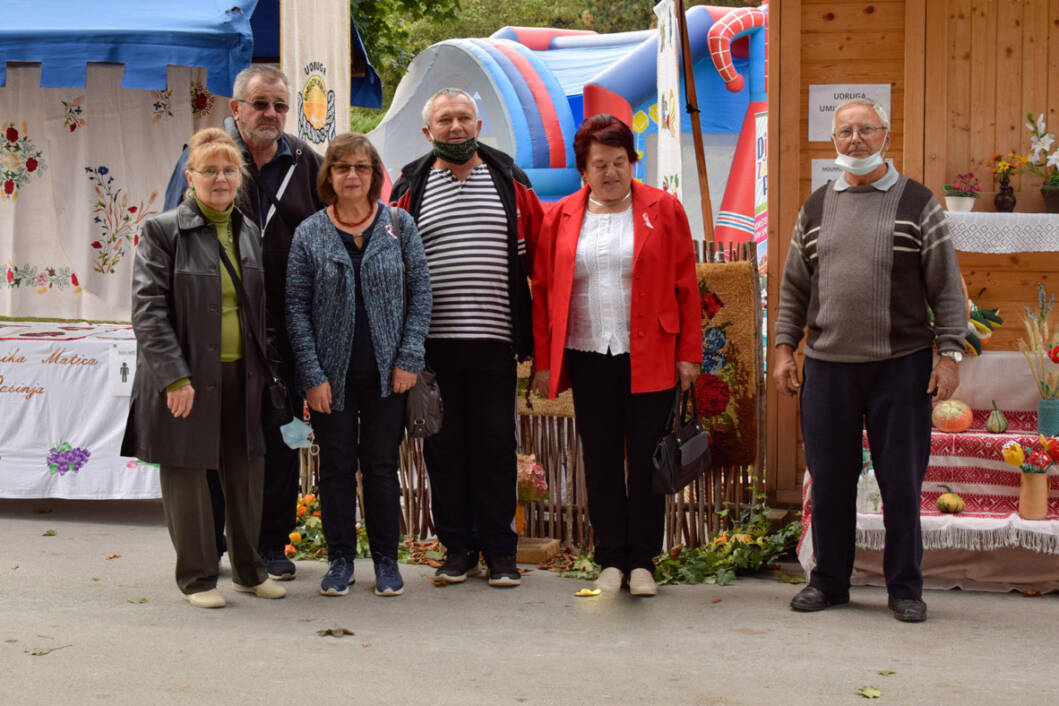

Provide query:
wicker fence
left=300, top=240, right=765, bottom=552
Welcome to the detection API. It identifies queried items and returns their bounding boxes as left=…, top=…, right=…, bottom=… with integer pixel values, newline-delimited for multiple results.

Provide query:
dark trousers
left=567, top=350, right=673, bottom=572
left=160, top=361, right=267, bottom=594
left=424, top=340, right=518, bottom=557
left=206, top=377, right=300, bottom=554
left=310, top=371, right=406, bottom=560
left=801, top=349, right=932, bottom=600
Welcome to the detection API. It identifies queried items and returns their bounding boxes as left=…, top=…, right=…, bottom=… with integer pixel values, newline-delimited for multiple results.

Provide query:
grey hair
left=421, top=88, right=478, bottom=127
left=232, top=64, right=290, bottom=101
left=832, top=98, right=890, bottom=134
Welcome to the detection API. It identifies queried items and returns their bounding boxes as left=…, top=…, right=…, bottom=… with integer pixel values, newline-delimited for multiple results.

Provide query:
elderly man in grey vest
left=774, top=98, right=965, bottom=623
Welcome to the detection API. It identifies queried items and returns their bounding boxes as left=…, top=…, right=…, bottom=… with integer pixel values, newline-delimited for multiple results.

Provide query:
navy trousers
left=801, top=349, right=933, bottom=600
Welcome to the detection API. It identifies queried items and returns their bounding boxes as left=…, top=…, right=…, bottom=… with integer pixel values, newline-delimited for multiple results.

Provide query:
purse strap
left=216, top=240, right=276, bottom=378
left=664, top=385, right=701, bottom=432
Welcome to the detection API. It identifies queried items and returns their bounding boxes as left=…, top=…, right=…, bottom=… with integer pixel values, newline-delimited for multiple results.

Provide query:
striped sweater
left=775, top=172, right=965, bottom=362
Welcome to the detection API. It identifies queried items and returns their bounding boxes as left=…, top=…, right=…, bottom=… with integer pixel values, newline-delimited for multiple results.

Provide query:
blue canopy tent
left=0, top=0, right=382, bottom=107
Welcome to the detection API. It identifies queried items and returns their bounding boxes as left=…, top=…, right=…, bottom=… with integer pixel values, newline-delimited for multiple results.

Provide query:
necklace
left=588, top=190, right=631, bottom=208
left=332, top=203, right=375, bottom=228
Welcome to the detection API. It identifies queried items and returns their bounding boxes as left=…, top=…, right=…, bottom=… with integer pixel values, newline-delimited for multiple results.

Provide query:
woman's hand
left=676, top=361, right=699, bottom=391
left=166, top=385, right=195, bottom=418
left=306, top=381, right=333, bottom=414
left=530, top=369, right=551, bottom=397
left=392, top=367, right=417, bottom=394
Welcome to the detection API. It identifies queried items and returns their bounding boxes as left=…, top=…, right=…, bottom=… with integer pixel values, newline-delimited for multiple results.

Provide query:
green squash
left=986, top=400, right=1008, bottom=433
left=936, top=484, right=965, bottom=513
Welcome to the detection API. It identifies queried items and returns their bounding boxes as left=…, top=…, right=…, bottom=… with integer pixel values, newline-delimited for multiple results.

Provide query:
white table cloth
left=945, top=211, right=1059, bottom=253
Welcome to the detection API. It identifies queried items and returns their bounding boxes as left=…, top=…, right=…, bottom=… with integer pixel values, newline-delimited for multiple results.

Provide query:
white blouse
left=565, top=206, right=635, bottom=355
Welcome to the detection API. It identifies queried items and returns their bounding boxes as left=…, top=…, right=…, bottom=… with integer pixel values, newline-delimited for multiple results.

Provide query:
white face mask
left=834, top=142, right=887, bottom=175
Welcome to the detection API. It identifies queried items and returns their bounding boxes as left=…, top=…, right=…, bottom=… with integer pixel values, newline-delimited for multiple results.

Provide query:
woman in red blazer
left=531, top=114, right=701, bottom=596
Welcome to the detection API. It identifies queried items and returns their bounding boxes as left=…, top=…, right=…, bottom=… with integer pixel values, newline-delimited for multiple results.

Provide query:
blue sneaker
left=373, top=555, right=404, bottom=597
left=260, top=546, right=296, bottom=581
left=320, top=557, right=355, bottom=596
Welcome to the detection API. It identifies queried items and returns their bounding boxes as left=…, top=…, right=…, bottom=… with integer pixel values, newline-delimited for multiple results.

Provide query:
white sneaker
left=628, top=568, right=658, bottom=597
left=233, top=578, right=286, bottom=599
left=594, top=567, right=624, bottom=592
left=182, top=588, right=225, bottom=608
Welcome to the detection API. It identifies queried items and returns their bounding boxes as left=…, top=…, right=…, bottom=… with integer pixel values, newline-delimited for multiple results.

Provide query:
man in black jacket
left=391, top=88, right=542, bottom=588
left=164, top=65, right=323, bottom=581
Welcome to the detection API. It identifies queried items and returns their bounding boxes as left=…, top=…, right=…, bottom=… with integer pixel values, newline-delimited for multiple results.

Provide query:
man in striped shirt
left=392, top=88, right=543, bottom=588
left=774, top=98, right=965, bottom=623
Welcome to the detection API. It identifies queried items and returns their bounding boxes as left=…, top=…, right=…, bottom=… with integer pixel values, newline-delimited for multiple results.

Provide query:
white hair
left=232, top=64, right=289, bottom=101
left=832, top=98, right=890, bottom=134
left=421, top=88, right=478, bottom=127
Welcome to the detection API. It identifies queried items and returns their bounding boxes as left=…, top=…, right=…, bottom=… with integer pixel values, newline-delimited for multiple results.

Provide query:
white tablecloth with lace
left=945, top=212, right=1059, bottom=253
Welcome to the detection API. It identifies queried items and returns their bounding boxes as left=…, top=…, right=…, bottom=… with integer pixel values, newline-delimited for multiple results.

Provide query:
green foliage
left=560, top=553, right=601, bottom=580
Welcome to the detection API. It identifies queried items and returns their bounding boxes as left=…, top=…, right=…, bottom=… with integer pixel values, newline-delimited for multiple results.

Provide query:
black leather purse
left=217, top=242, right=294, bottom=429
left=651, top=387, right=711, bottom=495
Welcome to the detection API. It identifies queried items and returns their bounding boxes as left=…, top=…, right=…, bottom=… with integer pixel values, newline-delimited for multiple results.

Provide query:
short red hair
left=573, top=114, right=638, bottom=173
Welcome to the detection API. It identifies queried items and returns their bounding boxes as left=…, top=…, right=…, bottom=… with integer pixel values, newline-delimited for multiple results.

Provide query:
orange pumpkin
left=932, top=399, right=973, bottom=433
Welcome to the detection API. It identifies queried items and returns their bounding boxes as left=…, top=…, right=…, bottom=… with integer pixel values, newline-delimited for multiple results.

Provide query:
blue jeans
left=310, top=371, right=406, bottom=560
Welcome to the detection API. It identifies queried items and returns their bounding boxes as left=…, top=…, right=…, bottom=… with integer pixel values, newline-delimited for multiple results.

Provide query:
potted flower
left=1020, top=112, right=1059, bottom=213
left=1001, top=439, right=1055, bottom=520
left=942, top=171, right=980, bottom=212
left=1018, top=283, right=1059, bottom=436
left=988, top=152, right=1026, bottom=212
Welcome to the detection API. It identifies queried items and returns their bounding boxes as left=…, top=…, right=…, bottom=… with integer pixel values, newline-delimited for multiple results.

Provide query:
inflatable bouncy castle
left=370, top=4, right=768, bottom=250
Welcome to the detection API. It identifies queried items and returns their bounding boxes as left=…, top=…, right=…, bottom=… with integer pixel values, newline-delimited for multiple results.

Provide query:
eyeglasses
left=834, top=125, right=885, bottom=141
left=194, top=166, right=241, bottom=179
left=237, top=98, right=290, bottom=114
left=331, top=163, right=373, bottom=177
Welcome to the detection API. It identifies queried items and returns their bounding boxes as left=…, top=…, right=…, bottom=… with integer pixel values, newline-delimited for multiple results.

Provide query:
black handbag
left=405, top=366, right=443, bottom=438
left=217, top=242, right=294, bottom=428
left=651, top=387, right=711, bottom=495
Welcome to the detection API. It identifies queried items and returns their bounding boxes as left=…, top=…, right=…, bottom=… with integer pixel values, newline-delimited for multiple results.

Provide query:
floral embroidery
left=190, top=81, right=216, bottom=117
left=47, top=441, right=91, bottom=475
left=695, top=279, right=739, bottom=441
left=150, top=88, right=173, bottom=122
left=85, top=166, right=159, bottom=274
left=4, top=263, right=80, bottom=293
left=1, top=122, right=46, bottom=200
left=61, top=96, right=86, bottom=132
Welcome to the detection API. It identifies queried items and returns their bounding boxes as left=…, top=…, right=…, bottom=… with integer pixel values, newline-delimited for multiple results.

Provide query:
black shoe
left=260, top=546, right=296, bottom=581
left=485, top=554, right=521, bottom=587
left=790, top=586, right=849, bottom=612
left=434, top=549, right=480, bottom=583
left=888, top=596, right=927, bottom=622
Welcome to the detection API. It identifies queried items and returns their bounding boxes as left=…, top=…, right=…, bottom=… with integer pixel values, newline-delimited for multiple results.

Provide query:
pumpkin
left=932, top=399, right=973, bottom=433
left=935, top=484, right=965, bottom=513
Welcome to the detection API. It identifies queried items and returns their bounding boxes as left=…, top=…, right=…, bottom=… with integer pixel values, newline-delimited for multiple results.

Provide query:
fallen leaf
left=574, top=588, right=601, bottom=597
left=32, top=507, right=53, bottom=514
left=361, top=643, right=372, bottom=648
left=856, top=686, right=883, bottom=699
left=772, top=569, right=805, bottom=584
left=4, top=639, right=17, bottom=643
left=877, top=670, right=896, bottom=676
left=10, top=564, right=18, bottom=570
left=91, top=577, right=100, bottom=582
left=42, top=530, right=56, bottom=537
left=105, top=554, right=121, bottom=560
left=712, top=598, right=723, bottom=604
left=1021, top=589, right=1042, bottom=597
left=317, top=627, right=354, bottom=637
left=25, top=645, right=71, bottom=656
left=127, top=597, right=148, bottom=604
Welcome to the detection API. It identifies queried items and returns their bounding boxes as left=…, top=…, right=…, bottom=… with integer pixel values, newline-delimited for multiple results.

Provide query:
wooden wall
left=766, top=0, right=1059, bottom=505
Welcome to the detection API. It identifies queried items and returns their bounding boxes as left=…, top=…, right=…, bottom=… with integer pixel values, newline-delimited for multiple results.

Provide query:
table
left=946, top=211, right=1059, bottom=253
left=798, top=410, right=1059, bottom=592
left=0, top=321, right=159, bottom=499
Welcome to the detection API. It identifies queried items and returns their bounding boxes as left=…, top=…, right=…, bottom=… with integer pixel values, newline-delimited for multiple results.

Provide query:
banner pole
left=675, top=0, right=715, bottom=242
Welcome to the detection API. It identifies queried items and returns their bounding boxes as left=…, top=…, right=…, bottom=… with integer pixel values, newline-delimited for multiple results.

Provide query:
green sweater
left=166, top=198, right=242, bottom=393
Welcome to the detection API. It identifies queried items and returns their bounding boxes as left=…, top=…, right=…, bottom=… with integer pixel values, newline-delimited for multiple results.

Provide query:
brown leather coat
left=121, top=199, right=268, bottom=467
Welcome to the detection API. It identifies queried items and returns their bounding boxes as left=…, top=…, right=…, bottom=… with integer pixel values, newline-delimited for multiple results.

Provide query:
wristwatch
left=940, top=350, right=963, bottom=364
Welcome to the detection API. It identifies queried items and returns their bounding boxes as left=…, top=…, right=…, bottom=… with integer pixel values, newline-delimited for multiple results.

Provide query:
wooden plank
left=994, top=0, right=1025, bottom=192
left=923, top=0, right=950, bottom=195
left=959, top=250, right=1059, bottom=350
left=967, top=0, right=998, bottom=182
left=1022, top=0, right=1050, bottom=170
left=903, top=0, right=927, bottom=181
left=946, top=0, right=973, bottom=191
left=801, top=31, right=905, bottom=62
left=802, top=59, right=904, bottom=84
left=1050, top=0, right=1059, bottom=142
left=801, top=1, right=907, bottom=33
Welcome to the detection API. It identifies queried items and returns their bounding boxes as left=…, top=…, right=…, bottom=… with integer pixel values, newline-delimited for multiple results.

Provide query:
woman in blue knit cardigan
left=286, top=133, right=431, bottom=598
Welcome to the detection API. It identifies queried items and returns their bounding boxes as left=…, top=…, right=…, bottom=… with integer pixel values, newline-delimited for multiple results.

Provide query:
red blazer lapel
left=631, top=181, right=660, bottom=266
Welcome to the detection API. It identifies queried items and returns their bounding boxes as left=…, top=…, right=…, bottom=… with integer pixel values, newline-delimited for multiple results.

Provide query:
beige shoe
left=233, top=578, right=286, bottom=599
left=594, top=567, right=624, bottom=592
left=628, top=568, right=658, bottom=597
left=182, top=588, right=225, bottom=609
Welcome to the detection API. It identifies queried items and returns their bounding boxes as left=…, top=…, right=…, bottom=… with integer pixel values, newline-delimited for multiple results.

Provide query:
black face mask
left=432, top=137, right=479, bottom=165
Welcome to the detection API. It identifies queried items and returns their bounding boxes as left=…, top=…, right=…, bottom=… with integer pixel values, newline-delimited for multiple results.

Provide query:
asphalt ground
left=2, top=498, right=1057, bottom=705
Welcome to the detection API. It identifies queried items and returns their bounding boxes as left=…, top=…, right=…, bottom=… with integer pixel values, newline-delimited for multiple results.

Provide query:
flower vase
left=515, top=502, right=526, bottom=536
left=1039, top=398, right=1059, bottom=437
left=1018, top=472, right=1049, bottom=520
left=994, top=176, right=1016, bottom=212
left=1042, top=185, right=1059, bottom=214
left=944, top=196, right=976, bottom=212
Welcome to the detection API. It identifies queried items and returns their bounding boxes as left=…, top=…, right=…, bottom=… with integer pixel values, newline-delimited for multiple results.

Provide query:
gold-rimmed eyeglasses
left=194, top=166, right=241, bottom=179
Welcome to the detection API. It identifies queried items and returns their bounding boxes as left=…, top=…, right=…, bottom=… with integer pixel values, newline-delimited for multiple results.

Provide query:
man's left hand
left=927, top=357, right=960, bottom=400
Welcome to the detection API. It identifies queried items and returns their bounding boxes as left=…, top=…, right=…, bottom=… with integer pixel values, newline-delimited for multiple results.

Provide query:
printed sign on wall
left=808, top=84, right=892, bottom=142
